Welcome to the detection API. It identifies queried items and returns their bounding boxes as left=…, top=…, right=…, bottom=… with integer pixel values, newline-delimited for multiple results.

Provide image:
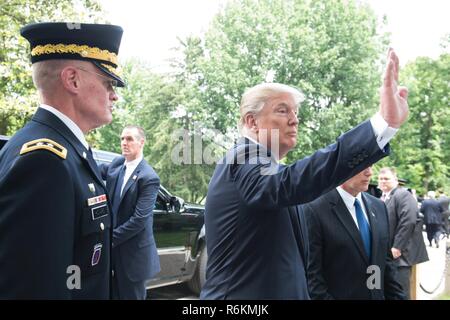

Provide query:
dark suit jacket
left=438, top=196, right=450, bottom=214
left=0, top=108, right=111, bottom=299
left=302, top=190, right=406, bottom=300
left=200, top=120, right=389, bottom=300
left=386, top=187, right=428, bottom=266
left=100, top=156, right=160, bottom=291
left=420, top=199, right=443, bottom=225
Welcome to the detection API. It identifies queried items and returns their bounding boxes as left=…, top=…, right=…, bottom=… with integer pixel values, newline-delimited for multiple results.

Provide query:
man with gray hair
left=201, top=49, right=410, bottom=299
left=0, top=22, right=124, bottom=299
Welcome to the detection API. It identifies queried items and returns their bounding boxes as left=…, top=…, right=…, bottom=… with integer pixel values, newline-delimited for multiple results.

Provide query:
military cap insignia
left=20, top=138, right=67, bottom=159
left=20, top=22, right=125, bottom=87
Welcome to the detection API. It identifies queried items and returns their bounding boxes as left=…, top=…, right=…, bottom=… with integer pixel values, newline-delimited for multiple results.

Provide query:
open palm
left=379, top=49, right=409, bottom=128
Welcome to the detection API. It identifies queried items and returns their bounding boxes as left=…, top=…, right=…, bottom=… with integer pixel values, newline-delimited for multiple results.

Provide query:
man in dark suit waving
left=101, top=125, right=160, bottom=299
left=201, top=49, right=409, bottom=299
left=302, top=166, right=406, bottom=299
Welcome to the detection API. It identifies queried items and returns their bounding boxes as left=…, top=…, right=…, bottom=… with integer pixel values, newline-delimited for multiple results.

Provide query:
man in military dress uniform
left=0, top=22, right=124, bottom=299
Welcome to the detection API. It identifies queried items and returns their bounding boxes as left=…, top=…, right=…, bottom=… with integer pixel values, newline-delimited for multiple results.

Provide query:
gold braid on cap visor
left=100, top=63, right=122, bottom=78
left=31, top=43, right=118, bottom=65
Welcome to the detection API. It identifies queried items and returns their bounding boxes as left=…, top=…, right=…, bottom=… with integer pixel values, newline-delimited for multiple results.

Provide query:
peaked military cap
left=20, top=22, right=125, bottom=87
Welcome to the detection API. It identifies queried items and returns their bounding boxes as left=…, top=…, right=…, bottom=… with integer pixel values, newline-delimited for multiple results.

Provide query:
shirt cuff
left=370, top=113, right=398, bottom=149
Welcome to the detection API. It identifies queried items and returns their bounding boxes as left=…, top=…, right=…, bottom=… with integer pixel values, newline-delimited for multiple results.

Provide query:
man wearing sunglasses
left=0, top=22, right=124, bottom=299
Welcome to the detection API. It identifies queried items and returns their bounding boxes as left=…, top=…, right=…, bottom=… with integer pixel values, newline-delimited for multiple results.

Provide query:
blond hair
left=239, top=83, right=304, bottom=134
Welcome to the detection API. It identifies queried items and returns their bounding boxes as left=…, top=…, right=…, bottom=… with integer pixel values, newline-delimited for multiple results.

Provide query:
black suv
left=0, top=136, right=207, bottom=294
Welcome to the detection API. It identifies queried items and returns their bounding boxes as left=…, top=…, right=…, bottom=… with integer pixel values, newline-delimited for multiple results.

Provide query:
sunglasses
left=76, top=67, right=118, bottom=89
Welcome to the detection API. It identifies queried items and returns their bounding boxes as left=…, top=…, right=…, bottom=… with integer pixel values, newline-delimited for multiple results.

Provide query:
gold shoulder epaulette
left=20, top=138, right=67, bottom=159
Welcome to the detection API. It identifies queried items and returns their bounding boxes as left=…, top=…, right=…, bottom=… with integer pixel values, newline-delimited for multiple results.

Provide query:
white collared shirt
left=383, top=188, right=394, bottom=201
left=120, top=154, right=143, bottom=195
left=336, top=186, right=370, bottom=229
left=40, top=104, right=89, bottom=150
left=370, top=112, right=398, bottom=149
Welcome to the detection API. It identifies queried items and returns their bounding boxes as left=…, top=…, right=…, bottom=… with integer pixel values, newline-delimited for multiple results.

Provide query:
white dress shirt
left=336, top=186, right=371, bottom=229
left=382, top=189, right=393, bottom=202
left=120, top=154, right=143, bottom=196
left=40, top=104, right=89, bottom=150
left=369, top=112, right=398, bottom=149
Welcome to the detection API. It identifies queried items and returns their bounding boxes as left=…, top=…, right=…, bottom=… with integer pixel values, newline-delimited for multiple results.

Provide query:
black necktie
left=112, top=165, right=126, bottom=215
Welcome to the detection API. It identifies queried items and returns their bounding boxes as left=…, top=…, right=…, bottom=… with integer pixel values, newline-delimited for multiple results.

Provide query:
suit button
left=112, top=270, right=115, bottom=277
left=100, top=222, right=105, bottom=231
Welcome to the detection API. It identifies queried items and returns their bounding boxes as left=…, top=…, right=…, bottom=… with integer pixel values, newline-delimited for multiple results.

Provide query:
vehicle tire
left=188, top=245, right=207, bottom=295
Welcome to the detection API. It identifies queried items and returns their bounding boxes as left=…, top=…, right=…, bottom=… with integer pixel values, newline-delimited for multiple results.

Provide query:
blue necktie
left=354, top=198, right=371, bottom=259
left=112, top=165, right=126, bottom=215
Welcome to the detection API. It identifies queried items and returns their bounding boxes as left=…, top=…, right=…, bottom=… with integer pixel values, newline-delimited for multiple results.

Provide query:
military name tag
left=87, top=194, right=107, bottom=206
left=91, top=243, right=102, bottom=266
left=91, top=204, right=109, bottom=220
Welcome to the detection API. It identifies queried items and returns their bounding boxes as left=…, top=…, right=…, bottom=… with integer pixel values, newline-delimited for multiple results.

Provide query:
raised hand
left=379, top=48, right=409, bottom=128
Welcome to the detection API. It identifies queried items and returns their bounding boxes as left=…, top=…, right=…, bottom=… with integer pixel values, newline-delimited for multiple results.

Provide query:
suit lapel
left=288, top=205, right=308, bottom=267
left=119, top=159, right=143, bottom=202
left=329, top=190, right=369, bottom=264
left=362, top=193, right=378, bottom=264
left=111, top=159, right=126, bottom=196
left=83, top=149, right=105, bottom=186
left=384, top=187, right=396, bottom=209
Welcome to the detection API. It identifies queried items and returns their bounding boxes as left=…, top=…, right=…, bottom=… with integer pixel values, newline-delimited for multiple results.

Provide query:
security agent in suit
left=378, top=167, right=428, bottom=299
left=0, top=22, right=124, bottom=299
left=302, top=166, right=406, bottom=299
left=420, top=191, right=444, bottom=248
left=437, top=193, right=450, bottom=237
left=100, top=126, right=160, bottom=299
left=201, top=49, right=410, bottom=299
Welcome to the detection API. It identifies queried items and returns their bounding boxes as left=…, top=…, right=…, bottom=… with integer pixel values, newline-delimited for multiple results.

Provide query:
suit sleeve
left=98, top=162, right=110, bottom=180
left=0, top=151, right=74, bottom=298
left=392, top=191, right=417, bottom=250
left=302, top=203, right=335, bottom=300
left=113, top=172, right=160, bottom=247
left=234, top=121, right=389, bottom=209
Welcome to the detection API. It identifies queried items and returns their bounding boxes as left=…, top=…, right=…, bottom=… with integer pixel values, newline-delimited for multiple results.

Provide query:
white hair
left=239, top=83, right=305, bottom=134
left=31, top=60, right=71, bottom=92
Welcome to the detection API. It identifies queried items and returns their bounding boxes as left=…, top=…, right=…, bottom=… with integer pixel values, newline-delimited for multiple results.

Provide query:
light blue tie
left=354, top=198, right=371, bottom=259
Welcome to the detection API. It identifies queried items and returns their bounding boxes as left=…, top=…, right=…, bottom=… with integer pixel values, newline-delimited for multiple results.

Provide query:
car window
left=155, top=196, right=167, bottom=211
left=0, top=136, right=9, bottom=151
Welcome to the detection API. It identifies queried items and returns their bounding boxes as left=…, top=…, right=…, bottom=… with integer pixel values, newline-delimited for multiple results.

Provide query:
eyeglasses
left=76, top=67, right=118, bottom=89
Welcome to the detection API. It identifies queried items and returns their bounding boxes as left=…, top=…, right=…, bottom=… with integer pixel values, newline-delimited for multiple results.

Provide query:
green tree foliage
left=101, top=0, right=390, bottom=202
left=0, top=0, right=104, bottom=135
left=96, top=59, right=218, bottom=203
left=377, top=53, right=450, bottom=195
left=179, top=0, right=388, bottom=164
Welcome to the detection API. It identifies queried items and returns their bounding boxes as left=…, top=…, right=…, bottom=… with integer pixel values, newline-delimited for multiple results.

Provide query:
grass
left=436, top=293, right=450, bottom=300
